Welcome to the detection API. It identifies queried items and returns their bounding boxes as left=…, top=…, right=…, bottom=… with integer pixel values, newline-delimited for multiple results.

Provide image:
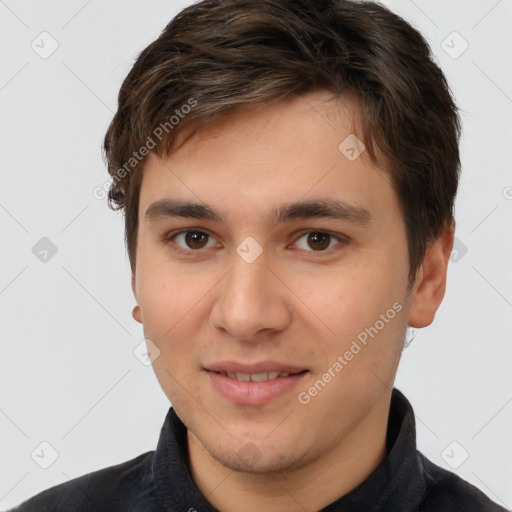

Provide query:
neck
left=188, top=392, right=392, bottom=512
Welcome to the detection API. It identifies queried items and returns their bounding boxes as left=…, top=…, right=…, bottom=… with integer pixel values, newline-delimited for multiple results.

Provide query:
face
left=132, top=90, right=416, bottom=474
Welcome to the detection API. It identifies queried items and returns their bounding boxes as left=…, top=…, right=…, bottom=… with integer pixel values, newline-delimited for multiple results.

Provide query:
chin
left=199, top=430, right=313, bottom=475
left=212, top=445, right=305, bottom=475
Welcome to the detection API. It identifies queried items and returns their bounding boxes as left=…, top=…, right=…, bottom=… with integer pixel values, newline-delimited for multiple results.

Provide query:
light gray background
left=1, top=0, right=511, bottom=509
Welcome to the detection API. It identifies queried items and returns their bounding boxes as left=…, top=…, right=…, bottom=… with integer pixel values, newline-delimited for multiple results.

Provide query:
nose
left=209, top=248, right=292, bottom=342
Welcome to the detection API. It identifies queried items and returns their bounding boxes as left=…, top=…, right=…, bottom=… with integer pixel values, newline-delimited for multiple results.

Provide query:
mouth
left=211, top=370, right=307, bottom=382
left=204, top=363, right=309, bottom=405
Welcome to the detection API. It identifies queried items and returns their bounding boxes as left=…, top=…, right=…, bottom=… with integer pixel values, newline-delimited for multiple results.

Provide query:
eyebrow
left=145, top=198, right=371, bottom=226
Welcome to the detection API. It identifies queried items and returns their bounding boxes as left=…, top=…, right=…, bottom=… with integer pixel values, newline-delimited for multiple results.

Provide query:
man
left=10, top=0, right=508, bottom=510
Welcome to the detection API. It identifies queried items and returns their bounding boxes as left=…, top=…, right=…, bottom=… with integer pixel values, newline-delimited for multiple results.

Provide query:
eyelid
left=163, top=228, right=211, bottom=242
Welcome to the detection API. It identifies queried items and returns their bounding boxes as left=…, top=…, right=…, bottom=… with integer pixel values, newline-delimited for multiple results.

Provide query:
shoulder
left=8, top=451, right=155, bottom=512
left=418, top=452, right=508, bottom=512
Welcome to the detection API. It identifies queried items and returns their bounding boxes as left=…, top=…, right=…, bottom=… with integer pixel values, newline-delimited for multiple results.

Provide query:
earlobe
left=408, top=226, right=454, bottom=328
left=132, top=304, right=142, bottom=323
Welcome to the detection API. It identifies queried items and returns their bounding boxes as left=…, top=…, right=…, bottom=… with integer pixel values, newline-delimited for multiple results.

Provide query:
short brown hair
left=103, top=0, right=461, bottom=286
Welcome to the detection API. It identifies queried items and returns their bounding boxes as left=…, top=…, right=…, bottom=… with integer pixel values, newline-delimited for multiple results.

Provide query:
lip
left=205, top=361, right=308, bottom=374
left=204, top=361, right=309, bottom=406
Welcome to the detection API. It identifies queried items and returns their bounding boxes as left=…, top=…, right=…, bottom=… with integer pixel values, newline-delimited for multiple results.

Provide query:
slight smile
left=204, top=362, right=309, bottom=406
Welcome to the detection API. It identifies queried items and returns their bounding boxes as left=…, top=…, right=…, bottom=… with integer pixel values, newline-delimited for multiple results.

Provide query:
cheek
left=304, top=267, right=398, bottom=340
left=137, top=268, right=205, bottom=402
left=137, top=255, right=202, bottom=329
left=136, top=259, right=216, bottom=362
left=304, top=256, right=409, bottom=379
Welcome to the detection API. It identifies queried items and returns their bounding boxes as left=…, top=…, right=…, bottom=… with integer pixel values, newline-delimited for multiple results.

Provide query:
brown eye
left=169, top=230, right=216, bottom=251
left=184, top=231, right=209, bottom=249
left=293, top=231, right=346, bottom=252
left=307, top=232, right=331, bottom=251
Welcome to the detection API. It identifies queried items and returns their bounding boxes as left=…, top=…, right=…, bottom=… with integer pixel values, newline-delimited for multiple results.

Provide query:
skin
left=131, top=90, right=454, bottom=512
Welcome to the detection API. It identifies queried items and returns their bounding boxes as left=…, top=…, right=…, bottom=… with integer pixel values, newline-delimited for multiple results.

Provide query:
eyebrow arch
left=145, top=198, right=371, bottom=226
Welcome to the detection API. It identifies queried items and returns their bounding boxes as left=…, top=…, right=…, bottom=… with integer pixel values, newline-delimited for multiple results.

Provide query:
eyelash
left=163, top=229, right=349, bottom=256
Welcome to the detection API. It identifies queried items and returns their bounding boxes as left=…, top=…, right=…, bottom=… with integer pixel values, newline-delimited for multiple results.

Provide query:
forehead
left=138, top=90, right=398, bottom=225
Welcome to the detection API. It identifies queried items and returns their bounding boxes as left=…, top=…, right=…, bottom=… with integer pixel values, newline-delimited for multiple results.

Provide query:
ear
left=408, top=224, right=454, bottom=328
left=131, top=274, right=142, bottom=324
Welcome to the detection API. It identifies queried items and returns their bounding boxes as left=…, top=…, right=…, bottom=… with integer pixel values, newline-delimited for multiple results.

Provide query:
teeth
left=250, top=372, right=269, bottom=382
left=221, top=371, right=292, bottom=382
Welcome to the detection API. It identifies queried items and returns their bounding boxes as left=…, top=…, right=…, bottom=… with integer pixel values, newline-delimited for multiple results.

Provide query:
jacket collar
left=152, top=388, right=426, bottom=511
